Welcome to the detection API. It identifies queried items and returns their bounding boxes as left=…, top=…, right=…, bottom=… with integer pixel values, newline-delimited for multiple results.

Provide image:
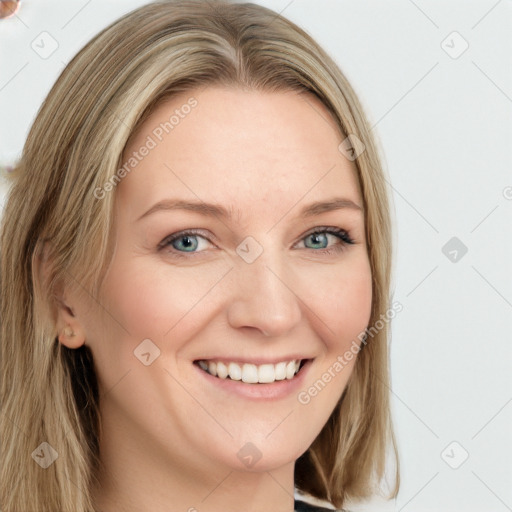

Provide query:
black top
left=294, top=499, right=339, bottom=511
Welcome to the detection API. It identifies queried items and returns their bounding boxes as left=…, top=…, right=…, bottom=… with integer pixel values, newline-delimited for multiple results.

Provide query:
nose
left=226, top=250, right=303, bottom=338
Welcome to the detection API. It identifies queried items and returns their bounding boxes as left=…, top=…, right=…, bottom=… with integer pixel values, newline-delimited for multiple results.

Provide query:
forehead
left=118, top=87, right=362, bottom=221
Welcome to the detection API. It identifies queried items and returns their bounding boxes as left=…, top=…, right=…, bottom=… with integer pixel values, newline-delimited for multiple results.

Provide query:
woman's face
left=72, top=86, right=372, bottom=474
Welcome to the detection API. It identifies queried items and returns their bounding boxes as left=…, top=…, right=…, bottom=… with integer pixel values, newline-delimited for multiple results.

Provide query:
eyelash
left=158, top=227, right=355, bottom=258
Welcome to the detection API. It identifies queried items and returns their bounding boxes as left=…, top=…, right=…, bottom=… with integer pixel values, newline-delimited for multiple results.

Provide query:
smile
left=196, top=359, right=305, bottom=384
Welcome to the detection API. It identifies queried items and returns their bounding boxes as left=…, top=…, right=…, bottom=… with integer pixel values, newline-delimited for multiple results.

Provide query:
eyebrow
left=136, top=197, right=362, bottom=222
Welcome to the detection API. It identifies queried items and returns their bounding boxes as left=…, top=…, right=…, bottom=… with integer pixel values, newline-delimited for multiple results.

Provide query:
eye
left=158, top=229, right=213, bottom=255
left=158, top=226, right=355, bottom=258
left=295, top=227, right=355, bottom=254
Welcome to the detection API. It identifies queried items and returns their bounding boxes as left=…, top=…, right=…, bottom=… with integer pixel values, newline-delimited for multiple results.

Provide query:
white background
left=1, top=1, right=511, bottom=511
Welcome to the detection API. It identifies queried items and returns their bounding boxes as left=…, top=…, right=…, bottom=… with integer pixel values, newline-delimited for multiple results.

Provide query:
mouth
left=194, top=358, right=308, bottom=384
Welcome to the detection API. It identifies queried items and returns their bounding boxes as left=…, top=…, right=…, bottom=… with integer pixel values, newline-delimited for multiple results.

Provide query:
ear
left=54, top=285, right=86, bottom=349
left=37, top=241, right=86, bottom=349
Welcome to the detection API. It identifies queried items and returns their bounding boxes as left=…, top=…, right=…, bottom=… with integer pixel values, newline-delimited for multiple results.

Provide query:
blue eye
left=158, top=227, right=354, bottom=257
left=160, top=231, right=210, bottom=253
left=300, top=228, right=354, bottom=251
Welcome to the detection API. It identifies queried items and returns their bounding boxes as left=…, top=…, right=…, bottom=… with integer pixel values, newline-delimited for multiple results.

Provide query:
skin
left=54, top=86, right=372, bottom=512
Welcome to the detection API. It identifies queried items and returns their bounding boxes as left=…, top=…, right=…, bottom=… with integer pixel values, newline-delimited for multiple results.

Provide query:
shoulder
left=294, top=499, right=348, bottom=512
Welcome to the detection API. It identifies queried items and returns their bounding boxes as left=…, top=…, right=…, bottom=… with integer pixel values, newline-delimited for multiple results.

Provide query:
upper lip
left=194, top=356, right=312, bottom=365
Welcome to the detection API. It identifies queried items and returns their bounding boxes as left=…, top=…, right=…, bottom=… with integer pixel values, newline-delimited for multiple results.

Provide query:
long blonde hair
left=0, top=1, right=399, bottom=510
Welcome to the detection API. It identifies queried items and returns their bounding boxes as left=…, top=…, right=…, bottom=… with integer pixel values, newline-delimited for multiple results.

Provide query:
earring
left=62, top=326, right=75, bottom=338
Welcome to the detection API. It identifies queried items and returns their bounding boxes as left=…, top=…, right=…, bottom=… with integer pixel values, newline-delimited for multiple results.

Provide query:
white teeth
left=216, top=361, right=228, bottom=379
left=198, top=359, right=303, bottom=383
left=258, top=364, right=275, bottom=383
left=241, top=364, right=259, bottom=383
left=274, top=362, right=286, bottom=381
left=285, top=361, right=296, bottom=380
left=228, top=362, right=242, bottom=381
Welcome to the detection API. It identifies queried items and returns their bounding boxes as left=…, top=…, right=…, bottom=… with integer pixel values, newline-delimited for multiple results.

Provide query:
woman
left=0, top=1, right=399, bottom=511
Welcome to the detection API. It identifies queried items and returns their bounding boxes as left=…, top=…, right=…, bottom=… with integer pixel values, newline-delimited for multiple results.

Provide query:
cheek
left=292, top=258, right=372, bottom=438
left=98, top=257, right=231, bottom=344
left=305, top=256, right=373, bottom=351
left=85, top=258, right=225, bottom=395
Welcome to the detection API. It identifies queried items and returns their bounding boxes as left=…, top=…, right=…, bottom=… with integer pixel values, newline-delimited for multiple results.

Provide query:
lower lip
left=193, top=360, right=313, bottom=400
